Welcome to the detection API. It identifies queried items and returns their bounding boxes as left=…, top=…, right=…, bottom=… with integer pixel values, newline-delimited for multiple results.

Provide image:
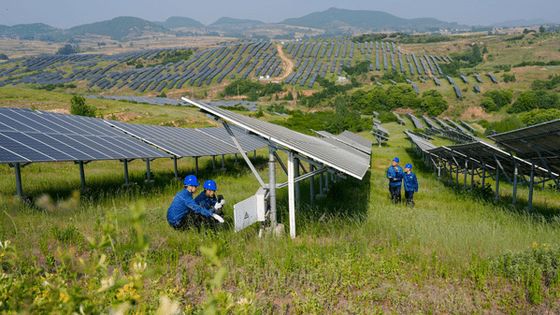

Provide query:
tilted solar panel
left=183, top=98, right=370, bottom=180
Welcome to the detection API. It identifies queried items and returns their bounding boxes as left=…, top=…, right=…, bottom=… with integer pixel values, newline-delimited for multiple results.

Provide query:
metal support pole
left=481, top=164, right=486, bottom=188
left=324, top=171, right=329, bottom=191
left=145, top=159, right=152, bottom=182
left=495, top=166, right=500, bottom=202
left=470, top=162, right=475, bottom=189
left=195, top=157, right=199, bottom=176
left=173, top=156, right=179, bottom=179
left=268, top=147, right=277, bottom=227
left=463, top=160, right=468, bottom=189
left=294, top=157, right=300, bottom=205
left=212, top=155, right=216, bottom=170
left=253, top=150, right=257, bottom=159
left=79, top=161, right=86, bottom=192
left=512, top=163, right=518, bottom=205
left=288, top=151, right=296, bottom=239
left=528, top=163, right=535, bottom=210
left=455, top=164, right=459, bottom=186
left=123, top=160, right=130, bottom=185
left=310, top=164, right=315, bottom=206
left=319, top=172, right=324, bottom=194
left=14, top=163, right=23, bottom=198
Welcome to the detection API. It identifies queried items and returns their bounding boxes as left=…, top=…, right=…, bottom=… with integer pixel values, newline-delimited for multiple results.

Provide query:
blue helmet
left=183, top=175, right=199, bottom=187
left=203, top=179, right=217, bottom=191
left=393, top=157, right=400, bottom=163
left=405, top=163, right=413, bottom=169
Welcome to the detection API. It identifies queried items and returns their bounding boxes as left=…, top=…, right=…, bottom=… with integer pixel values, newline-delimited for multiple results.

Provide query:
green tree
left=70, top=95, right=96, bottom=117
left=483, top=90, right=513, bottom=109
left=481, top=97, right=498, bottom=112
left=420, top=90, right=448, bottom=115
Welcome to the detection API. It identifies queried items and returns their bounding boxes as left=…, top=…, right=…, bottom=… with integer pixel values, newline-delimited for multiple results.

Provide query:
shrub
left=70, top=95, right=96, bottom=117
left=223, top=79, right=282, bottom=99
left=481, top=97, right=498, bottom=112
left=484, top=90, right=513, bottom=109
left=509, top=90, right=560, bottom=113
left=502, top=73, right=516, bottom=82
left=519, top=109, right=560, bottom=126
left=484, top=116, right=525, bottom=134
left=419, top=90, right=448, bottom=116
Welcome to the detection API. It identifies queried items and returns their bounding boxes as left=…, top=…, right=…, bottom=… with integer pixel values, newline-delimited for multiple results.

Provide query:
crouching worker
left=386, top=157, right=404, bottom=204
left=195, top=180, right=226, bottom=215
left=167, top=175, right=224, bottom=230
left=403, top=163, right=419, bottom=207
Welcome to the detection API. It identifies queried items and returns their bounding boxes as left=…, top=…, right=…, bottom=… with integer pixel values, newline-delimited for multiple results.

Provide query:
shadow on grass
left=274, top=171, right=372, bottom=231
left=405, top=148, right=560, bottom=221
left=19, top=155, right=268, bottom=205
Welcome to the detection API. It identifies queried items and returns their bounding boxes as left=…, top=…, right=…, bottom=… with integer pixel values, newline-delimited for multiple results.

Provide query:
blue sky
left=1, top=0, right=558, bottom=28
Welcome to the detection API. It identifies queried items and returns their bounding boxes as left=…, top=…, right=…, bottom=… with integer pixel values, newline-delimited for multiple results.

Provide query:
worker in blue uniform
left=167, top=175, right=224, bottom=230
left=403, top=163, right=419, bottom=207
left=386, top=157, right=404, bottom=204
left=195, top=179, right=225, bottom=215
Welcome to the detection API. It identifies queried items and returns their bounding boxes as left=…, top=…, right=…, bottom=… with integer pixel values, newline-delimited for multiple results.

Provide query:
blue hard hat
left=183, top=175, right=199, bottom=187
left=203, top=179, right=217, bottom=191
left=393, top=157, right=400, bottom=163
left=405, top=163, right=413, bottom=169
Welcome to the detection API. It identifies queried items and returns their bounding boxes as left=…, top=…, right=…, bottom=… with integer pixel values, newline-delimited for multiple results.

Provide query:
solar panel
left=0, top=108, right=169, bottom=164
left=183, top=98, right=370, bottom=180
left=447, top=141, right=556, bottom=177
left=489, top=119, right=560, bottom=173
left=313, top=130, right=372, bottom=157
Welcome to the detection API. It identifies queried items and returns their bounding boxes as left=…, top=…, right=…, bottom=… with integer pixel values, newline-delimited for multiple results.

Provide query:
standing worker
left=167, top=175, right=224, bottom=230
left=386, top=157, right=404, bottom=204
left=403, top=163, right=419, bottom=207
left=195, top=179, right=226, bottom=215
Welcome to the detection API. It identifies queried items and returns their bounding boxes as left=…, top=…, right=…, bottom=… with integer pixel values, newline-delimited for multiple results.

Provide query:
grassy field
left=1, top=95, right=560, bottom=313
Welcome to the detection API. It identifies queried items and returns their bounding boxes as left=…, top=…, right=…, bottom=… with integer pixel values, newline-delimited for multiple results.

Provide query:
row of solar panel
left=0, top=108, right=267, bottom=164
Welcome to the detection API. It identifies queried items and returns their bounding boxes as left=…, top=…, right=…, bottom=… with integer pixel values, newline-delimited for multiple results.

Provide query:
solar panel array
left=0, top=108, right=267, bottom=165
left=0, top=41, right=282, bottom=90
left=0, top=108, right=169, bottom=163
left=184, top=98, right=371, bottom=180
left=490, top=119, right=560, bottom=173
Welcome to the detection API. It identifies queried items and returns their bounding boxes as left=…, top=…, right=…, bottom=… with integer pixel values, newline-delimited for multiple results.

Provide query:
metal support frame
left=268, top=146, right=277, bottom=227
left=123, top=159, right=130, bottom=185
left=14, top=163, right=23, bottom=198
left=145, top=159, right=153, bottom=182
left=463, top=160, right=468, bottom=189
left=294, top=156, right=300, bottom=206
left=310, top=164, right=315, bottom=206
left=512, top=162, right=518, bottom=205
left=288, top=151, right=296, bottom=239
left=173, top=156, right=179, bottom=179
left=194, top=157, right=199, bottom=176
left=223, top=122, right=266, bottom=188
left=481, top=164, right=487, bottom=188
left=495, top=162, right=500, bottom=202
left=212, top=155, right=216, bottom=171
left=78, top=161, right=86, bottom=192
left=528, top=163, right=535, bottom=210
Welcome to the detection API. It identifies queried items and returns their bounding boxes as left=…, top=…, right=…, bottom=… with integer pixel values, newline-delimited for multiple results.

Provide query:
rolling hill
left=160, top=16, right=205, bottom=29
left=67, top=16, right=169, bottom=40
left=0, top=23, right=63, bottom=41
left=281, top=7, right=464, bottom=33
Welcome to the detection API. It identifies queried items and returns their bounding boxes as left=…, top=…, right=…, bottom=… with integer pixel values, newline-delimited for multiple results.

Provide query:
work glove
left=214, top=202, right=223, bottom=211
left=212, top=213, right=224, bottom=223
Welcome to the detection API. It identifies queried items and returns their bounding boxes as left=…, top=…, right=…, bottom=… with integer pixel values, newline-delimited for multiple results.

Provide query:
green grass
left=1, top=99, right=560, bottom=313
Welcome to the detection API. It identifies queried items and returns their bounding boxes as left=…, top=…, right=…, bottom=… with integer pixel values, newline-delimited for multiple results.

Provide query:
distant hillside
left=492, top=19, right=550, bottom=28
left=282, top=8, right=463, bottom=33
left=67, top=16, right=169, bottom=40
left=210, top=17, right=265, bottom=28
left=160, top=16, right=204, bottom=29
left=0, top=23, right=63, bottom=41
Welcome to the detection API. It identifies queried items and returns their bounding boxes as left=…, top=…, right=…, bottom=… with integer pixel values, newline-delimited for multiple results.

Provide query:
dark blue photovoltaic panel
left=0, top=108, right=170, bottom=163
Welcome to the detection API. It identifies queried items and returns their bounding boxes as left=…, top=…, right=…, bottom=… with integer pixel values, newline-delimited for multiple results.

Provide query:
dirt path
left=270, top=44, right=294, bottom=82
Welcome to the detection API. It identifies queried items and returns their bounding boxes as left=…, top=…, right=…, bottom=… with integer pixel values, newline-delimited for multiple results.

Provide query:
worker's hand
left=212, top=213, right=224, bottom=223
left=219, top=199, right=226, bottom=206
left=214, top=202, right=223, bottom=211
